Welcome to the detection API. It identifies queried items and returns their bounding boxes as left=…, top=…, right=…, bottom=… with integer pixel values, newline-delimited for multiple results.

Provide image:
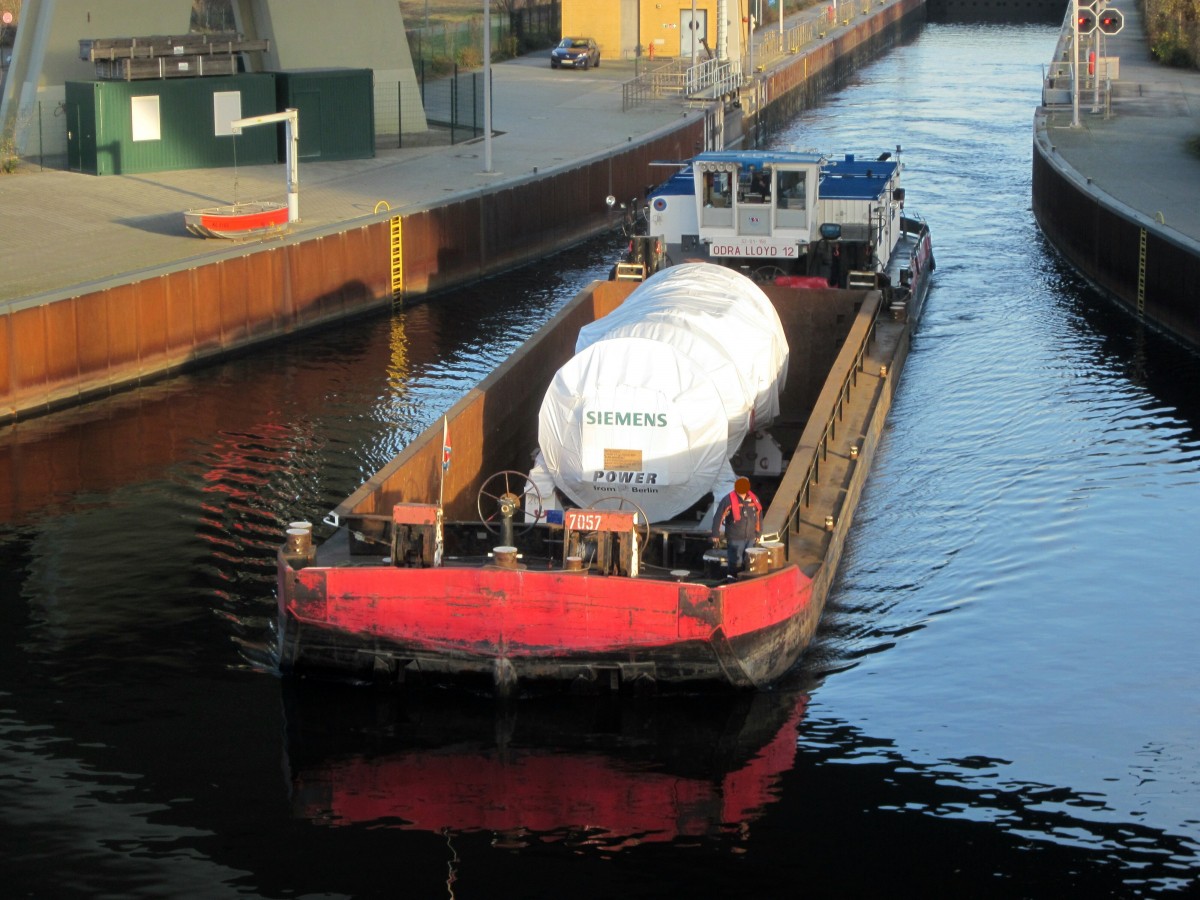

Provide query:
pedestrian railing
left=623, top=0, right=874, bottom=110
left=684, top=56, right=743, bottom=100
left=622, top=60, right=690, bottom=110
left=1040, top=6, right=1115, bottom=113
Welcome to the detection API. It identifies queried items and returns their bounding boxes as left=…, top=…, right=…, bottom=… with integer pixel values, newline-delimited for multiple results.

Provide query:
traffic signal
left=1076, top=8, right=1097, bottom=34
left=1098, top=9, right=1124, bottom=34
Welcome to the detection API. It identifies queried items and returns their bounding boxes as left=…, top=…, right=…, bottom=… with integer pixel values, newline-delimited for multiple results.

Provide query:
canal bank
left=0, top=0, right=926, bottom=425
left=1032, top=0, right=1200, bottom=347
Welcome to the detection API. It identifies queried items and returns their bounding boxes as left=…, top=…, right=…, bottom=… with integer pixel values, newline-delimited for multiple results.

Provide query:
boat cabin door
left=736, top=164, right=772, bottom=236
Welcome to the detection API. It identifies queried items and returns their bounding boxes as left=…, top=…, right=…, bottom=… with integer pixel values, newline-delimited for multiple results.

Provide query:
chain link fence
left=405, top=1, right=559, bottom=70
left=376, top=64, right=492, bottom=149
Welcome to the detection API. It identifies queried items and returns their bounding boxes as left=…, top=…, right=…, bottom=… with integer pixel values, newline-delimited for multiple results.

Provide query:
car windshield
left=567, top=39, right=589, bottom=49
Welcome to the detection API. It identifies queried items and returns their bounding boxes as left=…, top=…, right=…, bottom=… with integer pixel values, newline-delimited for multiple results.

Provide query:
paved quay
left=1036, top=0, right=1200, bottom=245
left=0, top=55, right=688, bottom=306
left=0, top=0, right=885, bottom=311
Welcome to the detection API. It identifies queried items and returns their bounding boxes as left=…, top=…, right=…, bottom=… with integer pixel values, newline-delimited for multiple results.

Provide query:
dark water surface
left=4, top=24, right=1199, bottom=898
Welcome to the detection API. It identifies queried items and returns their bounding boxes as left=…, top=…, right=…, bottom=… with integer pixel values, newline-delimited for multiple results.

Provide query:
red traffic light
left=1098, top=9, right=1124, bottom=34
left=1076, top=9, right=1097, bottom=33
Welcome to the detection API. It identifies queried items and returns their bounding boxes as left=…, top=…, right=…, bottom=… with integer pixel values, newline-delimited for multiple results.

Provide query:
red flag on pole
left=442, top=417, right=452, bottom=471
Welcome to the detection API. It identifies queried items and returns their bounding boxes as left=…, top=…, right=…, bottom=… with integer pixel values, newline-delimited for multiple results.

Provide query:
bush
left=1, top=131, right=18, bottom=174
left=497, top=34, right=520, bottom=60
left=1143, top=0, right=1199, bottom=69
left=426, top=54, right=456, bottom=77
left=455, top=45, right=482, bottom=69
left=1151, top=38, right=1194, bottom=67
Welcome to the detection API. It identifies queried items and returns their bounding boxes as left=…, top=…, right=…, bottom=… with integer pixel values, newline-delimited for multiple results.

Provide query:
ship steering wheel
left=477, top=470, right=544, bottom=538
left=751, top=264, right=787, bottom=285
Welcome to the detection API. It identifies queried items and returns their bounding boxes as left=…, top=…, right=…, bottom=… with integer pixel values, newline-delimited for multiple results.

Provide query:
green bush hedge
left=1143, top=0, right=1200, bottom=69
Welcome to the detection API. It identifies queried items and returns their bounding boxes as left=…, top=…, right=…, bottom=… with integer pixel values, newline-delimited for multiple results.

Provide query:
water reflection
left=276, top=681, right=1199, bottom=894
left=283, top=685, right=809, bottom=850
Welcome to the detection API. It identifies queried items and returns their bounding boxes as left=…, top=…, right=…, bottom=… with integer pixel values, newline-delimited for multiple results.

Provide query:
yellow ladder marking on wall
left=375, top=200, right=403, bottom=304
left=389, top=215, right=403, bottom=303
left=1137, top=227, right=1146, bottom=317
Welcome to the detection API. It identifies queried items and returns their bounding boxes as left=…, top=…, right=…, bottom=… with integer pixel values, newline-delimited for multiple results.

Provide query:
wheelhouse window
left=738, top=165, right=770, bottom=203
left=775, top=170, right=808, bottom=228
left=701, top=170, right=733, bottom=228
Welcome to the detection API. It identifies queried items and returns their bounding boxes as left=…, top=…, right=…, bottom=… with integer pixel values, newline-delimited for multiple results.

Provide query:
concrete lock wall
left=1032, top=142, right=1200, bottom=347
left=0, top=224, right=389, bottom=420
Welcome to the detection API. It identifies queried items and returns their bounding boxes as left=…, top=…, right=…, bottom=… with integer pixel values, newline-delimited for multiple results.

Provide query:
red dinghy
left=185, top=109, right=300, bottom=239
left=184, top=201, right=289, bottom=239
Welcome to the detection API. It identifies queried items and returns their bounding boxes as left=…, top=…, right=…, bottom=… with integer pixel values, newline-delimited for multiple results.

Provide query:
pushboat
left=275, top=148, right=934, bottom=694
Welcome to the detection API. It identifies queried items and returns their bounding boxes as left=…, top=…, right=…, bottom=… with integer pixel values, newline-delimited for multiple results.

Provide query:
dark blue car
left=551, top=37, right=600, bottom=70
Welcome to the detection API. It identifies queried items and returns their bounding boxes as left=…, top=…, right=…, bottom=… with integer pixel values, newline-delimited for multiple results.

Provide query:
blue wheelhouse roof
left=652, top=167, right=695, bottom=198
left=648, top=150, right=900, bottom=203
left=692, top=149, right=826, bottom=169
left=819, top=153, right=900, bottom=201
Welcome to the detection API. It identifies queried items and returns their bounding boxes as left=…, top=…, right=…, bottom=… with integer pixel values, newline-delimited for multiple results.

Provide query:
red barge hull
left=280, top=561, right=817, bottom=689
left=276, top=224, right=934, bottom=693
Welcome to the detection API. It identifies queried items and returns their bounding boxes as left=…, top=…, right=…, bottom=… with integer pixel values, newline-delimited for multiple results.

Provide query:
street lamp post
left=1072, top=0, right=1081, bottom=127
left=483, top=0, right=492, bottom=173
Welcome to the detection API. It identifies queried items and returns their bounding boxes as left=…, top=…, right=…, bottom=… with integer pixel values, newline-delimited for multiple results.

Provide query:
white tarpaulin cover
left=538, top=263, right=790, bottom=523
left=538, top=336, right=729, bottom=522
left=576, top=263, right=789, bottom=440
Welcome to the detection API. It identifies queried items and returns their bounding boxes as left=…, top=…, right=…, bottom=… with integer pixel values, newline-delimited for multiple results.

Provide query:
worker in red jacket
left=711, top=477, right=762, bottom=580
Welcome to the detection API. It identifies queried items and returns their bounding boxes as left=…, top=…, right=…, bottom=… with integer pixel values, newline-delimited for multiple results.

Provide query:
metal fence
left=405, top=1, right=559, bottom=67
left=406, top=19, right=510, bottom=67
left=4, top=99, right=65, bottom=170
left=509, top=3, right=560, bottom=50
left=373, top=63, right=493, bottom=149
left=421, top=65, right=490, bottom=142
left=622, top=0, right=871, bottom=110
left=1040, top=3, right=1116, bottom=111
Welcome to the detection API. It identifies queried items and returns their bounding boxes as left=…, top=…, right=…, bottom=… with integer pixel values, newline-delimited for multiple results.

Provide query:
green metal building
left=65, top=74, right=279, bottom=176
left=273, top=68, right=375, bottom=162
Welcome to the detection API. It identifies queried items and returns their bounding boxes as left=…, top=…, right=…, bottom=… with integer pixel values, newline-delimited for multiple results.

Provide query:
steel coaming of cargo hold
left=275, top=150, right=934, bottom=695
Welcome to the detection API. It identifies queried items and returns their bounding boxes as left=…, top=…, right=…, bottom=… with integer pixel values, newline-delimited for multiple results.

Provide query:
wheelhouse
left=645, top=149, right=909, bottom=286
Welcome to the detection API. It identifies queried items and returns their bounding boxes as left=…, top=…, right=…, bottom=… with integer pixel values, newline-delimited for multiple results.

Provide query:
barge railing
left=776, top=294, right=884, bottom=542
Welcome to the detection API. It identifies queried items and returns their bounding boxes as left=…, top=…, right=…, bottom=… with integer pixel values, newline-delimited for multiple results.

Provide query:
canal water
left=4, top=23, right=1199, bottom=898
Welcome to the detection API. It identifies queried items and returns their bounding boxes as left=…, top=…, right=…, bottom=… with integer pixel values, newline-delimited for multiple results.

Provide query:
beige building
left=561, top=0, right=749, bottom=63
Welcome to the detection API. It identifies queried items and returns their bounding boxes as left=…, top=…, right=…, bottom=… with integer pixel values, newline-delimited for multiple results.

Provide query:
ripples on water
left=793, top=24, right=1200, bottom=892
left=2, top=23, right=1199, bottom=898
